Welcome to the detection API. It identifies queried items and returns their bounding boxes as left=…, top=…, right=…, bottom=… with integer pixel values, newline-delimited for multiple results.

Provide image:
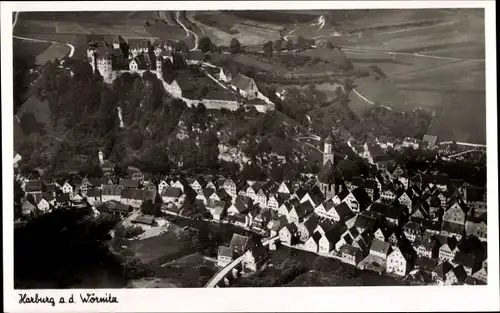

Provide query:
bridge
left=204, top=236, right=280, bottom=288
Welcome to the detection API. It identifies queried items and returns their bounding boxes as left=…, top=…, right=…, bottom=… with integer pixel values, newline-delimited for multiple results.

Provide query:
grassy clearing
left=352, top=75, right=419, bottom=111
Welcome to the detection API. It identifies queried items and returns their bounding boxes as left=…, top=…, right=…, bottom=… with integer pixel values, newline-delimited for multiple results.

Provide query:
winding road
left=13, top=12, right=76, bottom=58
left=175, top=11, right=199, bottom=51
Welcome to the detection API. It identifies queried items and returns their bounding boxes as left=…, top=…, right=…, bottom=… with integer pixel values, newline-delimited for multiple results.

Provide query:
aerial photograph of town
left=12, top=8, right=487, bottom=289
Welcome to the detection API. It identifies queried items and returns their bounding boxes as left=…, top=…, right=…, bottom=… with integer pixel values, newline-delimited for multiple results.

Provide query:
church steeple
left=323, top=135, right=334, bottom=165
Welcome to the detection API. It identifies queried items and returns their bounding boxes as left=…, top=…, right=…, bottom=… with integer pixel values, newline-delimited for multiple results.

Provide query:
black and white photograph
left=3, top=1, right=498, bottom=312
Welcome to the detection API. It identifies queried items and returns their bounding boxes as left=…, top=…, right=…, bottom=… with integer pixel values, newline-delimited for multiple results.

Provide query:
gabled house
left=421, top=219, right=442, bottom=236
left=277, top=181, right=293, bottom=195
left=437, top=236, right=459, bottom=263
left=369, top=238, right=391, bottom=259
left=380, top=182, right=398, bottom=202
left=101, top=184, right=122, bottom=202
left=446, top=265, right=467, bottom=285
left=24, top=179, right=43, bottom=196
left=441, top=221, right=465, bottom=241
left=62, top=181, right=75, bottom=197
left=314, top=219, right=335, bottom=235
left=229, top=233, right=250, bottom=256
left=242, top=244, right=268, bottom=272
left=268, top=194, right=286, bottom=212
left=340, top=244, right=363, bottom=265
left=119, top=178, right=140, bottom=189
left=433, top=261, right=454, bottom=285
left=217, top=245, right=234, bottom=267
left=303, top=231, right=322, bottom=253
left=222, top=178, right=237, bottom=198
left=279, top=222, right=299, bottom=245
left=37, top=197, right=52, bottom=212
left=386, top=245, right=414, bottom=276
left=214, top=188, right=231, bottom=203
left=373, top=227, right=392, bottom=242
left=442, top=199, right=468, bottom=226
left=121, top=189, right=157, bottom=208
left=402, top=221, right=421, bottom=242
left=350, top=187, right=372, bottom=213
left=424, top=174, right=449, bottom=192
left=465, top=214, right=487, bottom=241
left=190, top=176, right=207, bottom=194
left=350, top=178, right=378, bottom=201
left=410, top=201, right=431, bottom=223
left=472, top=266, right=487, bottom=283
left=228, top=196, right=252, bottom=215
left=332, top=189, right=349, bottom=205
left=328, top=202, right=354, bottom=223
left=463, top=186, right=486, bottom=215
left=414, top=234, right=440, bottom=259
left=315, top=200, right=332, bottom=217
left=162, top=187, right=183, bottom=204
left=397, top=190, right=414, bottom=212
left=288, top=200, right=314, bottom=224
left=196, top=187, right=215, bottom=205
left=298, top=214, right=320, bottom=242
left=213, top=202, right=227, bottom=222
left=230, top=73, right=259, bottom=100
left=318, top=223, right=347, bottom=254
left=86, top=188, right=102, bottom=206
left=158, top=180, right=169, bottom=195
left=369, top=202, right=407, bottom=226
left=55, top=193, right=71, bottom=207
left=353, top=212, right=379, bottom=234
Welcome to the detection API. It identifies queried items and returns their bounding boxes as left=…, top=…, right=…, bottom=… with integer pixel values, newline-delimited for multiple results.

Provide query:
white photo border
left=2, top=1, right=498, bottom=312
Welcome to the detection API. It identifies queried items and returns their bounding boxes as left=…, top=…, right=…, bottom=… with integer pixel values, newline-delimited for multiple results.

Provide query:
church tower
left=318, top=135, right=336, bottom=200
left=323, top=135, right=334, bottom=165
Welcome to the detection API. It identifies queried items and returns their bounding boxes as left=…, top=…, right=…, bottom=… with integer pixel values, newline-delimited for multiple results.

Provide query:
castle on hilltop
left=86, top=36, right=175, bottom=83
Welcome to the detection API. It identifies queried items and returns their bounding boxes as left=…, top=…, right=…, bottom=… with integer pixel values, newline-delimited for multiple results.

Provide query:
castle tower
left=96, top=52, right=113, bottom=84
left=98, top=151, right=104, bottom=164
left=154, top=48, right=163, bottom=78
left=323, top=135, right=334, bottom=165
left=87, top=42, right=97, bottom=73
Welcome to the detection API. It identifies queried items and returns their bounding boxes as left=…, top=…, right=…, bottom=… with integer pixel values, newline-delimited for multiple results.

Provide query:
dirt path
left=175, top=11, right=199, bottom=51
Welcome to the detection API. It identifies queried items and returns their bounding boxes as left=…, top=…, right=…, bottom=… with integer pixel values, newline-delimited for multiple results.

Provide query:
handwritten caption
left=19, top=293, right=118, bottom=306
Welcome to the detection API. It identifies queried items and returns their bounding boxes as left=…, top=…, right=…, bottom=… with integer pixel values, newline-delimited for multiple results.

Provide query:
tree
left=284, top=39, right=294, bottom=51
left=128, top=129, right=144, bottom=150
left=229, top=38, right=242, bottom=54
left=297, top=36, right=307, bottom=50
left=263, top=41, right=273, bottom=58
left=273, top=39, right=283, bottom=51
left=198, top=36, right=213, bottom=53
left=174, top=40, right=189, bottom=54
left=141, top=199, right=162, bottom=217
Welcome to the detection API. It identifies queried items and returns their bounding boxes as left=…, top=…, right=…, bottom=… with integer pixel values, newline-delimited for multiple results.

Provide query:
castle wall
left=99, top=70, right=274, bottom=113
